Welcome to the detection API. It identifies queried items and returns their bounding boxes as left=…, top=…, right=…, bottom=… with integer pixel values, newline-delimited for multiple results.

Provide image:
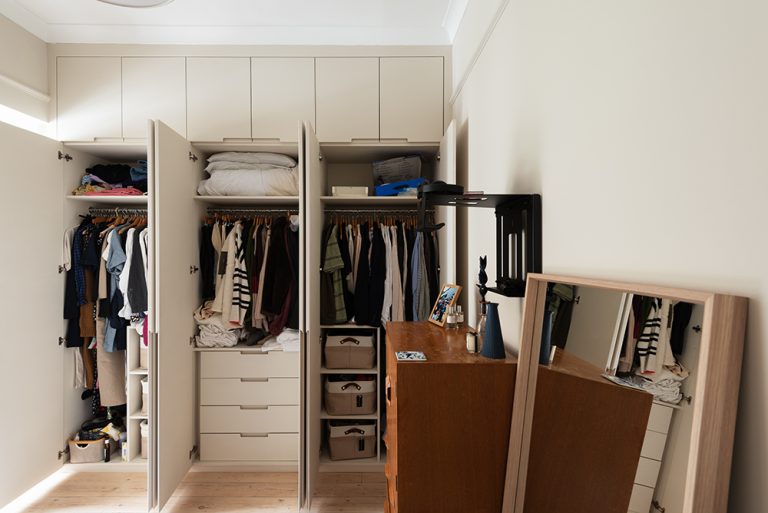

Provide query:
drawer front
left=640, top=430, right=668, bottom=461
left=628, top=484, right=654, bottom=513
left=201, top=351, right=299, bottom=378
left=634, top=457, right=662, bottom=488
left=647, top=403, right=674, bottom=434
left=200, top=405, right=299, bottom=433
left=200, top=433, right=298, bottom=461
left=200, top=378, right=299, bottom=406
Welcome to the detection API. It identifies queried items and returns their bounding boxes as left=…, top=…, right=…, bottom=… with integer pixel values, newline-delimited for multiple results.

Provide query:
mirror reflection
left=531, top=282, right=702, bottom=513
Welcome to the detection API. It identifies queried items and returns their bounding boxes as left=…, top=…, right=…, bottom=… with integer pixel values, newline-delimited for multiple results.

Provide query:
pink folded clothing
left=84, top=187, right=144, bottom=196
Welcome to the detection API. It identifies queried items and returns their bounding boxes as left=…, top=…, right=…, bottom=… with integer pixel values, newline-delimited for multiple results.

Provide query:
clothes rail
left=324, top=208, right=434, bottom=214
left=87, top=207, right=147, bottom=217
left=206, top=207, right=298, bottom=215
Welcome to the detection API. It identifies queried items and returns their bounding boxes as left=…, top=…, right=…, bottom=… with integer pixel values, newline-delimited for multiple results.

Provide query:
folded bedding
left=198, top=152, right=299, bottom=197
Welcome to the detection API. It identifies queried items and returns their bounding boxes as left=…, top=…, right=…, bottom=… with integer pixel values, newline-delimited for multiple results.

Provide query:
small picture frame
left=428, top=283, right=463, bottom=327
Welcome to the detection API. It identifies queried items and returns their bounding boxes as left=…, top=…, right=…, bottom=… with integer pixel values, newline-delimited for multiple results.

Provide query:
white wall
left=0, top=14, right=48, bottom=120
left=452, top=1, right=768, bottom=511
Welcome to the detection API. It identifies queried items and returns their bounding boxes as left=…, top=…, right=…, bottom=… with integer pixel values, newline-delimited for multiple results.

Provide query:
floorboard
left=17, top=472, right=385, bottom=513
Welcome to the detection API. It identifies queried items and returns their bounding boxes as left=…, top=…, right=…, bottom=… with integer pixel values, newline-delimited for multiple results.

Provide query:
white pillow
left=207, top=152, right=297, bottom=168
left=205, top=161, right=294, bottom=173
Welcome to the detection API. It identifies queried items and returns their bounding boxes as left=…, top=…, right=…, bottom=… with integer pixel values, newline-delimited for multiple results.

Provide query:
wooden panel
left=389, top=322, right=516, bottom=513
left=200, top=434, right=298, bottom=461
left=200, top=378, right=299, bottom=406
left=380, top=57, right=443, bottom=142
left=0, top=122, right=63, bottom=509
left=186, top=57, right=251, bottom=141
left=122, top=57, right=186, bottom=139
left=647, top=403, right=674, bottom=435
left=315, top=58, right=379, bottom=142
left=200, top=406, right=299, bottom=433
left=57, top=57, right=121, bottom=141
left=154, top=121, right=203, bottom=510
left=304, top=121, right=327, bottom=506
left=521, top=352, right=652, bottom=513
left=252, top=58, right=315, bottom=142
left=200, top=351, right=299, bottom=378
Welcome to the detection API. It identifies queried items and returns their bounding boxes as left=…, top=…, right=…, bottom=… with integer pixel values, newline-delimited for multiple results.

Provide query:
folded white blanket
left=262, top=329, right=301, bottom=352
left=208, top=152, right=297, bottom=168
left=205, top=161, right=295, bottom=173
left=198, top=168, right=299, bottom=196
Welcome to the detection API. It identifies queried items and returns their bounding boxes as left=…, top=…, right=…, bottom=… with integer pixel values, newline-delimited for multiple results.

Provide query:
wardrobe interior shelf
left=129, top=412, right=148, bottom=420
left=194, top=195, right=300, bottom=206
left=62, top=141, right=147, bottom=161
left=318, top=142, right=439, bottom=163
left=320, top=368, right=377, bottom=375
left=320, top=409, right=378, bottom=420
left=320, top=196, right=418, bottom=206
left=66, top=195, right=148, bottom=205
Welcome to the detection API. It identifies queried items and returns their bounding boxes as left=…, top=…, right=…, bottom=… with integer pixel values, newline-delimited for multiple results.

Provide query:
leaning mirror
left=503, top=274, right=747, bottom=513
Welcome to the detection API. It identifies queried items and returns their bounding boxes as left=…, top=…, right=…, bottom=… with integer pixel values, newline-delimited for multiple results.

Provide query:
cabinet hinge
left=189, top=265, right=199, bottom=274
left=58, top=265, right=65, bottom=274
left=436, top=154, right=441, bottom=161
left=189, top=336, right=196, bottom=347
left=58, top=151, right=72, bottom=162
left=58, top=337, right=66, bottom=346
left=58, top=446, right=69, bottom=460
left=189, top=445, right=198, bottom=460
left=318, top=155, right=323, bottom=162
left=652, top=500, right=666, bottom=512
left=188, top=152, right=199, bottom=162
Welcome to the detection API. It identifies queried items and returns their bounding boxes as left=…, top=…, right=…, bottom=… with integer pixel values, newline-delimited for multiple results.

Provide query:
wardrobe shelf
left=66, top=195, right=148, bottom=205
left=318, top=142, right=439, bottom=163
left=320, top=409, right=378, bottom=420
left=192, top=342, right=280, bottom=353
left=320, top=196, right=418, bottom=206
left=191, top=141, right=300, bottom=158
left=194, top=195, right=300, bottom=206
left=320, top=368, right=378, bottom=375
left=320, top=324, right=378, bottom=330
left=62, top=141, right=147, bottom=161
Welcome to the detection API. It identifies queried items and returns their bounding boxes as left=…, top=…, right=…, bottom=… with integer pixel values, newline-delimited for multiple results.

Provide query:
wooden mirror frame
left=501, top=273, right=747, bottom=513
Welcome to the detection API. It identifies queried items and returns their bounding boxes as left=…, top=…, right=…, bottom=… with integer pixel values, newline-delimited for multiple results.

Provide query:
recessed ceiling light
left=97, top=0, right=174, bottom=7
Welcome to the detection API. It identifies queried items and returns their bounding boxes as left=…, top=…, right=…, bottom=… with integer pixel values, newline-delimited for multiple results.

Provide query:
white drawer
left=634, top=457, right=662, bottom=488
left=641, top=430, right=668, bottom=461
left=647, top=403, right=674, bottom=434
left=200, top=378, right=299, bottom=406
left=200, top=351, right=299, bottom=378
left=628, top=484, right=654, bottom=513
left=200, top=405, right=299, bottom=433
left=200, top=433, right=298, bottom=461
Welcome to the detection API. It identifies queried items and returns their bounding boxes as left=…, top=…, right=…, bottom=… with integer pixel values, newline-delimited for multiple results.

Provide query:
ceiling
left=0, top=0, right=468, bottom=46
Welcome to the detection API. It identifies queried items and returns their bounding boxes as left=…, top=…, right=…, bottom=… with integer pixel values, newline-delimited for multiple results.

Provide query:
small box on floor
left=328, top=421, right=376, bottom=461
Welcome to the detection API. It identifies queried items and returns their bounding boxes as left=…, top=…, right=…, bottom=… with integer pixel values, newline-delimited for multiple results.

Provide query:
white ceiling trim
left=0, top=0, right=48, bottom=40
left=41, top=24, right=450, bottom=46
left=442, top=0, right=469, bottom=42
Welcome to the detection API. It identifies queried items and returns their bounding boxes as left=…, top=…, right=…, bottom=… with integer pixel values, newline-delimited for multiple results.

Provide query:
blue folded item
left=130, top=160, right=148, bottom=182
left=374, top=177, right=427, bottom=196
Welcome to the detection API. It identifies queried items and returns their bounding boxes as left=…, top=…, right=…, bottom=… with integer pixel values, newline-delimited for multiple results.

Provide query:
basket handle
left=339, top=337, right=360, bottom=345
left=345, top=428, right=366, bottom=435
left=341, top=382, right=362, bottom=391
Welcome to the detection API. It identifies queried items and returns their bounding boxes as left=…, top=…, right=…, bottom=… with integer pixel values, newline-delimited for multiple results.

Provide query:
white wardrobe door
left=0, top=122, right=63, bottom=508
left=315, top=58, right=379, bottom=142
left=252, top=58, right=315, bottom=142
left=186, top=57, right=251, bottom=141
left=303, top=121, right=326, bottom=507
left=57, top=57, right=122, bottom=141
left=153, top=121, right=203, bottom=510
left=123, top=58, right=186, bottom=139
left=380, top=57, right=444, bottom=142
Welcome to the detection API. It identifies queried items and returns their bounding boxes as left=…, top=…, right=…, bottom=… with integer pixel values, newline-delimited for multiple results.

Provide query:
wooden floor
left=18, top=472, right=386, bottom=513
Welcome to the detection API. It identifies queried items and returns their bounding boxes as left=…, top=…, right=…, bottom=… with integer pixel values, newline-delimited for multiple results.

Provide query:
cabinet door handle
left=239, top=405, right=269, bottom=410
left=385, top=375, right=392, bottom=405
left=240, top=378, right=268, bottom=383
left=240, top=351, right=268, bottom=356
left=240, top=433, right=268, bottom=438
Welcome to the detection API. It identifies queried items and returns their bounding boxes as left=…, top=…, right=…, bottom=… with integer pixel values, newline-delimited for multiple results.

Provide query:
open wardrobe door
left=436, top=120, right=457, bottom=283
left=303, top=120, right=326, bottom=509
left=0, top=121, right=65, bottom=509
left=297, top=120, right=308, bottom=510
left=153, top=120, right=204, bottom=510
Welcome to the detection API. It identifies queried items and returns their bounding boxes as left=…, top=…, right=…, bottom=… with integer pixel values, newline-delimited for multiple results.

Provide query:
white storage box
left=324, top=335, right=375, bottom=369
left=332, top=186, right=369, bottom=197
left=140, top=377, right=149, bottom=415
left=328, top=421, right=376, bottom=461
left=324, top=378, right=377, bottom=415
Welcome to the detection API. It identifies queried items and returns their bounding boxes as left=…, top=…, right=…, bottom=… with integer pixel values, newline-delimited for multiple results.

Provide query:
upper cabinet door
left=187, top=57, right=251, bottom=141
left=252, top=58, right=315, bottom=142
left=315, top=58, right=379, bottom=142
left=123, top=58, right=186, bottom=139
left=57, top=57, right=122, bottom=141
left=380, top=57, right=444, bottom=142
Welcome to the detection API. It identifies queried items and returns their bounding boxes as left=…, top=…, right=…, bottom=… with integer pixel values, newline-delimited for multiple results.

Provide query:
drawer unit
left=628, top=483, right=654, bottom=513
left=647, top=403, right=674, bottom=434
left=633, top=457, right=662, bottom=488
left=200, top=377, right=299, bottom=406
left=200, top=351, right=299, bottom=378
left=640, top=430, right=668, bottom=461
left=200, top=433, right=298, bottom=461
left=200, top=405, right=299, bottom=433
